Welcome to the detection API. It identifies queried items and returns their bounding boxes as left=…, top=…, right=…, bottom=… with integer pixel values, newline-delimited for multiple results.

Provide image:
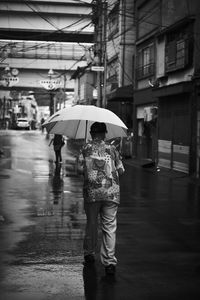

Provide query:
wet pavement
left=0, top=129, right=200, bottom=300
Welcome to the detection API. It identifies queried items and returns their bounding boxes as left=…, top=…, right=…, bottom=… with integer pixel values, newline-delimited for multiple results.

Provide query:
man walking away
left=79, top=122, right=124, bottom=276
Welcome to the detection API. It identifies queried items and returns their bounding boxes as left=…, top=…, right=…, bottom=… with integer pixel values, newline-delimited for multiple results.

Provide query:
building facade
left=89, top=0, right=135, bottom=129
left=105, top=0, right=135, bottom=130
left=134, top=0, right=200, bottom=176
left=71, top=66, right=96, bottom=105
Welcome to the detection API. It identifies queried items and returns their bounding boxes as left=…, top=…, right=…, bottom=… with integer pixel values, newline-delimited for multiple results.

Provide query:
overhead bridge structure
left=0, top=0, right=94, bottom=43
left=0, top=0, right=94, bottom=106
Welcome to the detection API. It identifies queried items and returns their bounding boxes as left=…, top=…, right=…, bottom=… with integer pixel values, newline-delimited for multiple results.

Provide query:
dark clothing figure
left=50, top=134, right=65, bottom=164
left=41, top=117, right=45, bottom=133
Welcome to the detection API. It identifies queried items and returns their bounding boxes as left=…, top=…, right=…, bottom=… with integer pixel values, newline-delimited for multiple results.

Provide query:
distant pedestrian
left=49, top=134, right=65, bottom=164
left=40, top=117, right=45, bottom=133
left=78, top=122, right=125, bottom=276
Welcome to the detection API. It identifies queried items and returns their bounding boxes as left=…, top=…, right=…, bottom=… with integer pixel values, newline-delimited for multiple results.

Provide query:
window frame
left=165, top=25, right=193, bottom=73
left=136, top=43, right=155, bottom=80
left=107, top=3, right=119, bottom=41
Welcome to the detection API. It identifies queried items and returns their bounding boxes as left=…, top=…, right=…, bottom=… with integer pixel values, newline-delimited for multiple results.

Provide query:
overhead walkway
left=0, top=0, right=94, bottom=43
left=0, top=0, right=94, bottom=105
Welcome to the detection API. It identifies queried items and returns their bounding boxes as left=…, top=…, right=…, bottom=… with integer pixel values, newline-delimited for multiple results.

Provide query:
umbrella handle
left=49, top=138, right=53, bottom=147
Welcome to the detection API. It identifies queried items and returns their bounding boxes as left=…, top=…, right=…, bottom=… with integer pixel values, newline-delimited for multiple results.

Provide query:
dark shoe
left=105, top=264, right=116, bottom=276
left=84, top=254, right=95, bottom=264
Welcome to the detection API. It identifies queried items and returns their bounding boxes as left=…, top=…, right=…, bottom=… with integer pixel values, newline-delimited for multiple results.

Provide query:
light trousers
left=84, top=201, right=118, bottom=266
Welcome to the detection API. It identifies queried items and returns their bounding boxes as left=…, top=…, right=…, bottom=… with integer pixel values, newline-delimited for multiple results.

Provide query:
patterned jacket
left=79, top=138, right=125, bottom=204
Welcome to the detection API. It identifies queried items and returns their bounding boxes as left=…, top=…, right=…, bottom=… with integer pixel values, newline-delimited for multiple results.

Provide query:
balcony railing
left=136, top=62, right=155, bottom=80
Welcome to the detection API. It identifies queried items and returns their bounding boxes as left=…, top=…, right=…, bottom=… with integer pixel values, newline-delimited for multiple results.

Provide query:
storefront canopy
left=107, top=85, right=133, bottom=101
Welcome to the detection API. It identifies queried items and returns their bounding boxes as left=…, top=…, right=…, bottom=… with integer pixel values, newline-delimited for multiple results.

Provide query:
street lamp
left=47, top=69, right=55, bottom=116
left=63, top=67, right=67, bottom=108
left=39, top=69, right=66, bottom=115
left=48, top=68, right=54, bottom=77
left=39, top=69, right=60, bottom=116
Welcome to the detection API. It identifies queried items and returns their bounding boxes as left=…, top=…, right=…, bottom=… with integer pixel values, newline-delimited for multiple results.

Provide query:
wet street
left=0, top=129, right=200, bottom=300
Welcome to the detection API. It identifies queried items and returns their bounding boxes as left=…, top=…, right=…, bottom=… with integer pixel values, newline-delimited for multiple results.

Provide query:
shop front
left=133, top=88, right=158, bottom=162
left=158, top=95, right=190, bottom=173
left=107, top=85, right=133, bottom=129
left=153, top=82, right=193, bottom=174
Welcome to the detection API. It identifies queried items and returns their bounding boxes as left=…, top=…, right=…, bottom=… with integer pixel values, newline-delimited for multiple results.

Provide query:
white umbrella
left=43, top=105, right=127, bottom=140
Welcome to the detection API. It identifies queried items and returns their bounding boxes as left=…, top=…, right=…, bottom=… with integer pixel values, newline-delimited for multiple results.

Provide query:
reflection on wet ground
left=83, top=263, right=118, bottom=300
left=0, top=131, right=85, bottom=258
left=0, top=130, right=200, bottom=299
left=0, top=131, right=87, bottom=299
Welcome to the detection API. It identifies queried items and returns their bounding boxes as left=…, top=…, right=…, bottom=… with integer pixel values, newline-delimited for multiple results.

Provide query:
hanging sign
left=8, top=77, right=19, bottom=87
left=0, top=77, right=19, bottom=87
left=40, top=79, right=61, bottom=90
left=91, top=66, right=104, bottom=72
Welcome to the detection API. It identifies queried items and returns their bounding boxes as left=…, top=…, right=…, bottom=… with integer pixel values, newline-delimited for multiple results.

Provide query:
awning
left=107, top=85, right=133, bottom=101
left=152, top=82, right=193, bottom=98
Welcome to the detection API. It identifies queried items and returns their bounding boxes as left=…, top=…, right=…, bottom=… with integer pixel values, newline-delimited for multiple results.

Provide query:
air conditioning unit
left=144, top=106, right=158, bottom=122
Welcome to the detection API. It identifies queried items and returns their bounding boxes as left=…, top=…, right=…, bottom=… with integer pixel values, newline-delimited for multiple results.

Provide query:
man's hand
left=118, top=167, right=124, bottom=176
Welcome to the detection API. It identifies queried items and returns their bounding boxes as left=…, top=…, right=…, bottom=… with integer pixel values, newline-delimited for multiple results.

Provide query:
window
left=107, top=3, right=119, bottom=41
left=165, top=25, right=193, bottom=72
left=137, top=44, right=155, bottom=79
left=176, top=39, right=186, bottom=67
left=107, top=57, right=118, bottom=91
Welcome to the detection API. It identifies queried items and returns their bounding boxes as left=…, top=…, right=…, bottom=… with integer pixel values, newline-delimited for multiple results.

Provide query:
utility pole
left=95, top=0, right=107, bottom=108
left=96, top=0, right=103, bottom=108
left=102, top=0, right=107, bottom=108
left=47, top=69, right=55, bottom=116
left=92, top=0, right=107, bottom=108
left=49, top=91, right=54, bottom=116
left=63, top=72, right=66, bottom=108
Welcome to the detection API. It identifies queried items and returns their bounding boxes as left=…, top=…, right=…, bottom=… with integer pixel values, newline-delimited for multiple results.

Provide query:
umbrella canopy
left=43, top=105, right=127, bottom=140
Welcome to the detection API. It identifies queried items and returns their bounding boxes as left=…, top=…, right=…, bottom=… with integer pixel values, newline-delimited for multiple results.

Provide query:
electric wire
left=1, top=0, right=199, bottom=83
left=1, top=0, right=94, bottom=41
left=107, top=20, right=134, bottom=86
left=23, top=0, right=93, bottom=33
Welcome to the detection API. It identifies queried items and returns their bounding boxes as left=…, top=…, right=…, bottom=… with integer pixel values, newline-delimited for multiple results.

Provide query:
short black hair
left=90, top=122, right=107, bottom=133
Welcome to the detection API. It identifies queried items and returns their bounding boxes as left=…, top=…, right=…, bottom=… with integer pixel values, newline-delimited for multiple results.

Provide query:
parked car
left=16, top=118, right=30, bottom=130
